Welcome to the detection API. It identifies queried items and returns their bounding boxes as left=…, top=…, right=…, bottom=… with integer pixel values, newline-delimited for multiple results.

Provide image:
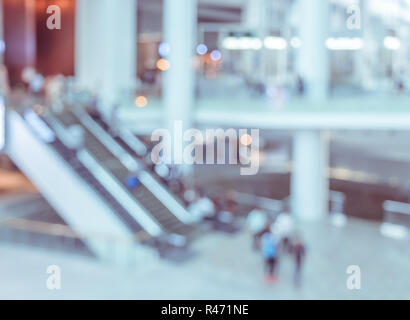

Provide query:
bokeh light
left=196, top=44, right=208, bottom=55
left=158, top=42, right=170, bottom=57
left=156, top=58, right=170, bottom=71
left=210, top=50, right=222, bottom=61
left=240, top=134, right=253, bottom=146
left=135, top=96, right=148, bottom=108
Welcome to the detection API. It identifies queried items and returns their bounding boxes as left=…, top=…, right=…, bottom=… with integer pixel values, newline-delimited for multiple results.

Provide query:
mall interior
left=0, top=0, right=409, bottom=299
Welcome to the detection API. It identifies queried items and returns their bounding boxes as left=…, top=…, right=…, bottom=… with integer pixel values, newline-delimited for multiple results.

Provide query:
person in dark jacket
left=292, top=233, right=306, bottom=288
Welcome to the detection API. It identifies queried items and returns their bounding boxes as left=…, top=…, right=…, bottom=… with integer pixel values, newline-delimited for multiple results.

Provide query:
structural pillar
left=162, top=0, right=197, bottom=138
left=360, top=0, right=376, bottom=90
left=296, top=0, right=329, bottom=101
left=291, top=130, right=329, bottom=221
left=75, top=0, right=137, bottom=117
left=243, top=0, right=268, bottom=81
left=162, top=0, right=197, bottom=171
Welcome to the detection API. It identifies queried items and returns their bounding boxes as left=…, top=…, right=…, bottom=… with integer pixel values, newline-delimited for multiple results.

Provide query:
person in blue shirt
left=126, top=175, right=140, bottom=189
left=261, top=231, right=278, bottom=282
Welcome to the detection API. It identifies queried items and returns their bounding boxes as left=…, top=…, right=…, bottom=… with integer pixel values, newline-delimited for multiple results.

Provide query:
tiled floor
left=0, top=217, right=409, bottom=299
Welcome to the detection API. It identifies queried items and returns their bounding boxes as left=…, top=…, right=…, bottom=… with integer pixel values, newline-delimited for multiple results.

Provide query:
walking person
left=271, top=211, right=294, bottom=254
left=247, top=207, right=267, bottom=250
left=261, top=232, right=278, bottom=283
left=292, top=233, right=306, bottom=288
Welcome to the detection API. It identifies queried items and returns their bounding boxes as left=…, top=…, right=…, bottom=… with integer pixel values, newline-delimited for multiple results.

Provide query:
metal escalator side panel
left=6, top=110, right=136, bottom=259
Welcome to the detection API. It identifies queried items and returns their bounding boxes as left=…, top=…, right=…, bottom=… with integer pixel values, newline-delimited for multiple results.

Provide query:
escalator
left=91, top=113, right=187, bottom=207
left=5, top=93, right=198, bottom=260
left=46, top=107, right=195, bottom=240
left=7, top=108, right=156, bottom=262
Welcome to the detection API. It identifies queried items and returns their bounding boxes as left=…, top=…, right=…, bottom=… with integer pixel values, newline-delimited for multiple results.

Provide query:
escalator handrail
left=72, top=108, right=139, bottom=172
left=138, top=170, right=196, bottom=224
left=117, top=128, right=147, bottom=156
left=42, top=111, right=77, bottom=148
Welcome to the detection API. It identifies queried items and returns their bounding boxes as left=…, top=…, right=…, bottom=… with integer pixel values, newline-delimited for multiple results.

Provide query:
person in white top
left=188, top=195, right=215, bottom=222
left=271, top=212, right=294, bottom=253
left=247, top=207, right=268, bottom=250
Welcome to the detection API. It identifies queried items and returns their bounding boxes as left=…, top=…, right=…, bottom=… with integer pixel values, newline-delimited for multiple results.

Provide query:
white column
left=163, top=0, right=197, bottom=136
left=291, top=130, right=329, bottom=221
left=75, top=0, right=137, bottom=116
left=360, top=0, right=376, bottom=90
left=243, top=0, right=267, bottom=81
left=296, top=0, right=329, bottom=101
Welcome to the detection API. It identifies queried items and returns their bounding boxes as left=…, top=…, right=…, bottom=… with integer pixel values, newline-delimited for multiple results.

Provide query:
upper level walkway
left=119, top=95, right=410, bottom=133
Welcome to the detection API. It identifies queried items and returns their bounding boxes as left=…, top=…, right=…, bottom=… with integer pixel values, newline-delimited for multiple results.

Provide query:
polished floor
left=0, top=217, right=408, bottom=299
